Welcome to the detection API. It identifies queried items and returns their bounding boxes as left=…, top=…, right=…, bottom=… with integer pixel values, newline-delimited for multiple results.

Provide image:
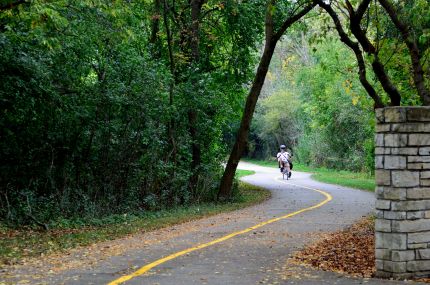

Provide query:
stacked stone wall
left=375, top=107, right=430, bottom=278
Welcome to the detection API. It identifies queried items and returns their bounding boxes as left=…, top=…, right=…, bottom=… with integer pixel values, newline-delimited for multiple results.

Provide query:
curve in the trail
left=108, top=176, right=333, bottom=285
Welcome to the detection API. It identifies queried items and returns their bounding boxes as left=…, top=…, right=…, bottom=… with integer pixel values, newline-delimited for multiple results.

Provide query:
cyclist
left=277, top=144, right=292, bottom=178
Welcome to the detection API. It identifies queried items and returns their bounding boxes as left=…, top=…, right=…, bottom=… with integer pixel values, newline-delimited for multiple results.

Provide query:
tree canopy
left=0, top=0, right=428, bottom=226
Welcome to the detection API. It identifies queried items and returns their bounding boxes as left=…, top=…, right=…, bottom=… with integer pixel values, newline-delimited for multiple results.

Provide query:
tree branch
left=378, top=0, right=430, bottom=105
left=356, top=0, right=371, bottom=21
left=346, top=0, right=401, bottom=105
left=273, top=1, right=317, bottom=41
left=200, top=5, right=221, bottom=20
left=316, top=0, right=384, bottom=108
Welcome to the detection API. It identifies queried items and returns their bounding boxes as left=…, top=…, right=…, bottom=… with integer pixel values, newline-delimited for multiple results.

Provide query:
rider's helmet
left=280, top=144, right=286, bottom=150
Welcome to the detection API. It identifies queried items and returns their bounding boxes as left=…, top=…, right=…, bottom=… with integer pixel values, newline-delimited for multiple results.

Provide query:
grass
left=243, top=158, right=375, bottom=192
left=0, top=179, right=269, bottom=266
left=235, top=169, right=255, bottom=178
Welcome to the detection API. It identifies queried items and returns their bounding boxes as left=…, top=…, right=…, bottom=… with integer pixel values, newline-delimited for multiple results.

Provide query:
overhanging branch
left=316, top=0, right=384, bottom=108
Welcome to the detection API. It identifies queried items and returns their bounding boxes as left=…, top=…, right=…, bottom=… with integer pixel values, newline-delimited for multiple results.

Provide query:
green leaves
left=0, top=0, right=265, bottom=226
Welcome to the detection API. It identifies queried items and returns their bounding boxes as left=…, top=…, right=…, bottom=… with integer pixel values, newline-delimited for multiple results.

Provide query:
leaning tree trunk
left=217, top=42, right=277, bottom=200
left=217, top=1, right=316, bottom=200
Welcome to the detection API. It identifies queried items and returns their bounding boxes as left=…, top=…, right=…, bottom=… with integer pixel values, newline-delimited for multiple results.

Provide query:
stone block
left=391, top=250, right=416, bottom=262
left=408, top=243, right=428, bottom=249
left=392, top=170, right=419, bottom=187
left=392, top=273, right=414, bottom=279
left=383, top=261, right=407, bottom=273
left=375, top=232, right=407, bottom=249
left=376, top=219, right=392, bottom=232
left=374, top=271, right=394, bottom=278
left=392, top=200, right=430, bottom=211
left=407, top=211, right=425, bottom=220
left=376, top=170, right=391, bottom=186
left=408, top=163, right=430, bottom=170
left=409, top=134, right=430, bottom=146
left=376, top=108, right=385, bottom=123
left=407, top=260, right=430, bottom=272
left=375, top=187, right=383, bottom=198
left=407, top=188, right=430, bottom=199
left=376, top=260, right=384, bottom=270
left=425, top=210, right=430, bottom=218
left=375, top=134, right=384, bottom=147
left=391, top=147, right=418, bottom=155
left=385, top=155, right=407, bottom=169
left=409, top=231, right=430, bottom=244
left=385, top=134, right=408, bottom=147
left=375, top=209, right=385, bottom=219
left=385, top=107, right=407, bottom=123
left=409, top=156, right=430, bottom=163
left=375, top=155, right=384, bottom=169
left=407, top=107, right=430, bottom=122
left=377, top=187, right=406, bottom=201
left=415, top=271, right=430, bottom=278
left=420, top=147, right=430, bottom=156
left=376, top=200, right=391, bottom=210
left=392, top=123, right=430, bottom=133
left=375, top=147, right=385, bottom=155
left=392, top=220, right=430, bottom=232
left=384, top=211, right=407, bottom=220
left=376, top=248, right=391, bottom=260
left=422, top=180, right=430, bottom=186
left=421, top=171, right=430, bottom=179
left=376, top=124, right=391, bottom=133
left=417, top=249, right=430, bottom=260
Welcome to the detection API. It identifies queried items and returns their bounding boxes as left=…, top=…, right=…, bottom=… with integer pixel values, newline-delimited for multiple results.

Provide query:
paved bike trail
left=2, top=162, right=426, bottom=284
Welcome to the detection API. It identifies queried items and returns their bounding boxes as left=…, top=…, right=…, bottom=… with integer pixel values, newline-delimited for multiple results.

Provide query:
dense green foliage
left=0, top=0, right=264, bottom=226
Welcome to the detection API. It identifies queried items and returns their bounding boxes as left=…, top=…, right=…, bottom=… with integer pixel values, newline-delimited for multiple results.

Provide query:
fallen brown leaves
left=292, top=217, right=375, bottom=278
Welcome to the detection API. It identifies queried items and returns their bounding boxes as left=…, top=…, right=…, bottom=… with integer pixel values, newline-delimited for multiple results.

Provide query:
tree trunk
left=162, top=0, right=177, bottom=163
left=190, top=0, right=202, bottom=62
left=371, top=58, right=401, bottom=105
left=149, top=0, right=161, bottom=45
left=188, top=0, right=204, bottom=192
left=188, top=110, right=200, bottom=191
left=217, top=42, right=276, bottom=200
left=217, top=1, right=316, bottom=200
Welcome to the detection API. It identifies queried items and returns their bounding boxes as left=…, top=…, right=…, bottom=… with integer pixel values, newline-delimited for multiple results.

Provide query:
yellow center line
left=107, top=176, right=333, bottom=285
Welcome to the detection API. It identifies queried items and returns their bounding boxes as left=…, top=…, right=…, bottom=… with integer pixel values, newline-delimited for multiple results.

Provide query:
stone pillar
left=375, top=107, right=430, bottom=279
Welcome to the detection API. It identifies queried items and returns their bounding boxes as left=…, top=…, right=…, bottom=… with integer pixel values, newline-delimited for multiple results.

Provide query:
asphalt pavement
left=2, top=162, right=426, bottom=285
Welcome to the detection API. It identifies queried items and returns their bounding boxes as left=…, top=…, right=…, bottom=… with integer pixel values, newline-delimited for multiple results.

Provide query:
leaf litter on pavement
left=289, top=217, right=430, bottom=283
left=292, top=217, right=375, bottom=278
